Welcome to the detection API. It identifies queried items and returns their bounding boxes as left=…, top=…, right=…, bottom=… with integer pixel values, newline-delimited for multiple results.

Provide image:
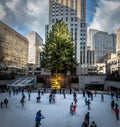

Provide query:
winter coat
left=114, top=107, right=119, bottom=114
left=35, top=111, right=44, bottom=122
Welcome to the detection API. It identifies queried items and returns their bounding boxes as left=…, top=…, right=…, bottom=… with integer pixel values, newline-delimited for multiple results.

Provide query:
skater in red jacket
left=114, top=106, right=119, bottom=120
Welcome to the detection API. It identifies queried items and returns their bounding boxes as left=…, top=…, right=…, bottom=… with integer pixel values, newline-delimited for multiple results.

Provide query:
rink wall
left=79, top=75, right=106, bottom=90
left=105, top=81, right=120, bottom=89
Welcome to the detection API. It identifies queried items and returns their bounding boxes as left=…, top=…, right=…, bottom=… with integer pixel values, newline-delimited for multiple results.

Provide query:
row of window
left=52, top=12, right=77, bottom=16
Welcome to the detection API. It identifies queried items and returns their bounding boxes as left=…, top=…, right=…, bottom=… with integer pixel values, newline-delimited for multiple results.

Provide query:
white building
left=87, top=29, right=99, bottom=50
left=27, top=32, right=43, bottom=68
left=106, top=54, right=119, bottom=74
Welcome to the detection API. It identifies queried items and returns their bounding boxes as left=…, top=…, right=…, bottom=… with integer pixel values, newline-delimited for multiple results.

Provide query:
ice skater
left=101, top=93, right=104, bottom=101
left=111, top=99, right=115, bottom=110
left=1, top=101, right=4, bottom=108
left=83, top=90, right=86, bottom=97
left=20, top=97, right=24, bottom=107
left=87, top=99, right=91, bottom=110
left=90, top=121, right=97, bottom=127
left=81, top=119, right=89, bottom=127
left=28, top=92, right=31, bottom=101
left=36, top=96, right=41, bottom=103
left=73, top=103, right=77, bottom=115
left=70, top=102, right=73, bottom=115
left=63, top=90, right=66, bottom=99
left=35, top=110, right=45, bottom=127
left=4, top=98, right=8, bottom=108
left=8, top=89, right=11, bottom=97
left=74, top=97, right=77, bottom=104
left=85, top=97, right=88, bottom=105
left=114, top=106, right=119, bottom=120
left=85, top=112, right=90, bottom=126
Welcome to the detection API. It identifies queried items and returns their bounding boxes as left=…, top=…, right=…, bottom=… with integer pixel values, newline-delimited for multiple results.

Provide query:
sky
left=0, top=0, right=120, bottom=43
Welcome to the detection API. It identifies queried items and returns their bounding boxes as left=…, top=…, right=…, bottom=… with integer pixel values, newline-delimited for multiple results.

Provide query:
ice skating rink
left=0, top=92, right=120, bottom=127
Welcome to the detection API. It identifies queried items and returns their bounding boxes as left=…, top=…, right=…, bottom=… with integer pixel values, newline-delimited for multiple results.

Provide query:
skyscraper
left=116, top=28, right=120, bottom=74
left=87, top=29, right=99, bottom=50
left=46, top=0, right=87, bottom=64
left=117, top=28, right=120, bottom=55
left=27, top=31, right=43, bottom=67
left=93, top=32, right=116, bottom=62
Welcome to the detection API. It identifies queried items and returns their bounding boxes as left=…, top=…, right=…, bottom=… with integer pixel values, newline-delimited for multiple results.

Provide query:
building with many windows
left=93, top=32, right=116, bottom=63
left=87, top=29, right=116, bottom=63
left=0, top=21, right=28, bottom=69
left=87, top=29, right=99, bottom=50
left=117, top=28, right=120, bottom=55
left=26, top=32, right=44, bottom=75
left=116, top=28, right=120, bottom=75
left=86, top=46, right=95, bottom=64
left=46, top=0, right=87, bottom=64
left=27, top=31, right=43, bottom=67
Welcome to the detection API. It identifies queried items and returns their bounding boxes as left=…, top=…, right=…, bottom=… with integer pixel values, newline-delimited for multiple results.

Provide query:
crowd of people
left=0, top=87, right=120, bottom=127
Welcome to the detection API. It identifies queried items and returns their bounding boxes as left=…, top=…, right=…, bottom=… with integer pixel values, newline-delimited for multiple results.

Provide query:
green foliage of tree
left=42, top=20, right=76, bottom=74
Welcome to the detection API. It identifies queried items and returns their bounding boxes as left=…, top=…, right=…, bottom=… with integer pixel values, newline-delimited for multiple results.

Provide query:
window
left=52, top=19, right=54, bottom=23
left=71, top=17, right=73, bottom=21
left=75, top=17, right=77, bottom=21
left=66, top=17, right=68, bottom=21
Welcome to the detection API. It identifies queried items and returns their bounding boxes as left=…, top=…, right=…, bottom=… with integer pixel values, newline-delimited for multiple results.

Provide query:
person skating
left=37, top=96, right=41, bottom=102
left=81, top=119, right=89, bottom=127
left=20, top=97, right=24, bottom=107
left=72, top=104, right=77, bottom=115
left=87, top=99, right=91, bottom=110
left=85, top=97, right=88, bottom=105
left=8, top=89, right=11, bottom=97
left=70, top=102, right=73, bottom=115
left=49, top=93, right=52, bottom=104
left=4, top=98, right=8, bottom=108
left=52, top=94, right=55, bottom=103
left=101, top=93, right=104, bottom=101
left=38, top=90, right=41, bottom=97
left=73, top=92, right=77, bottom=99
left=83, top=90, right=86, bottom=97
left=90, top=121, right=97, bottom=127
left=35, top=110, right=45, bottom=127
left=111, top=99, right=115, bottom=110
left=111, top=92, right=114, bottom=99
left=1, top=101, right=4, bottom=108
left=63, top=90, right=66, bottom=99
left=85, top=112, right=90, bottom=126
left=74, top=97, right=77, bottom=104
left=28, top=92, right=31, bottom=101
left=114, top=106, right=119, bottom=120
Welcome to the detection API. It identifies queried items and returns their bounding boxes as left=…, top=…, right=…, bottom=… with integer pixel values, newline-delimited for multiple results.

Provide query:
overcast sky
left=0, top=0, right=120, bottom=43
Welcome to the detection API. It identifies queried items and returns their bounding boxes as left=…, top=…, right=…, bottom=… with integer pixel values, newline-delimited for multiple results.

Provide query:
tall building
left=0, top=21, right=28, bottom=69
left=86, top=46, right=95, bottom=64
left=27, top=31, right=43, bottom=68
left=117, top=28, right=120, bottom=55
left=116, top=28, right=120, bottom=74
left=87, top=29, right=99, bottom=50
left=47, top=0, right=87, bottom=64
left=93, top=31, right=116, bottom=62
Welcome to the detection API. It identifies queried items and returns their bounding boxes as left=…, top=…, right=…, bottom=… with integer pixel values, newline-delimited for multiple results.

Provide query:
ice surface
left=0, top=91, right=120, bottom=127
